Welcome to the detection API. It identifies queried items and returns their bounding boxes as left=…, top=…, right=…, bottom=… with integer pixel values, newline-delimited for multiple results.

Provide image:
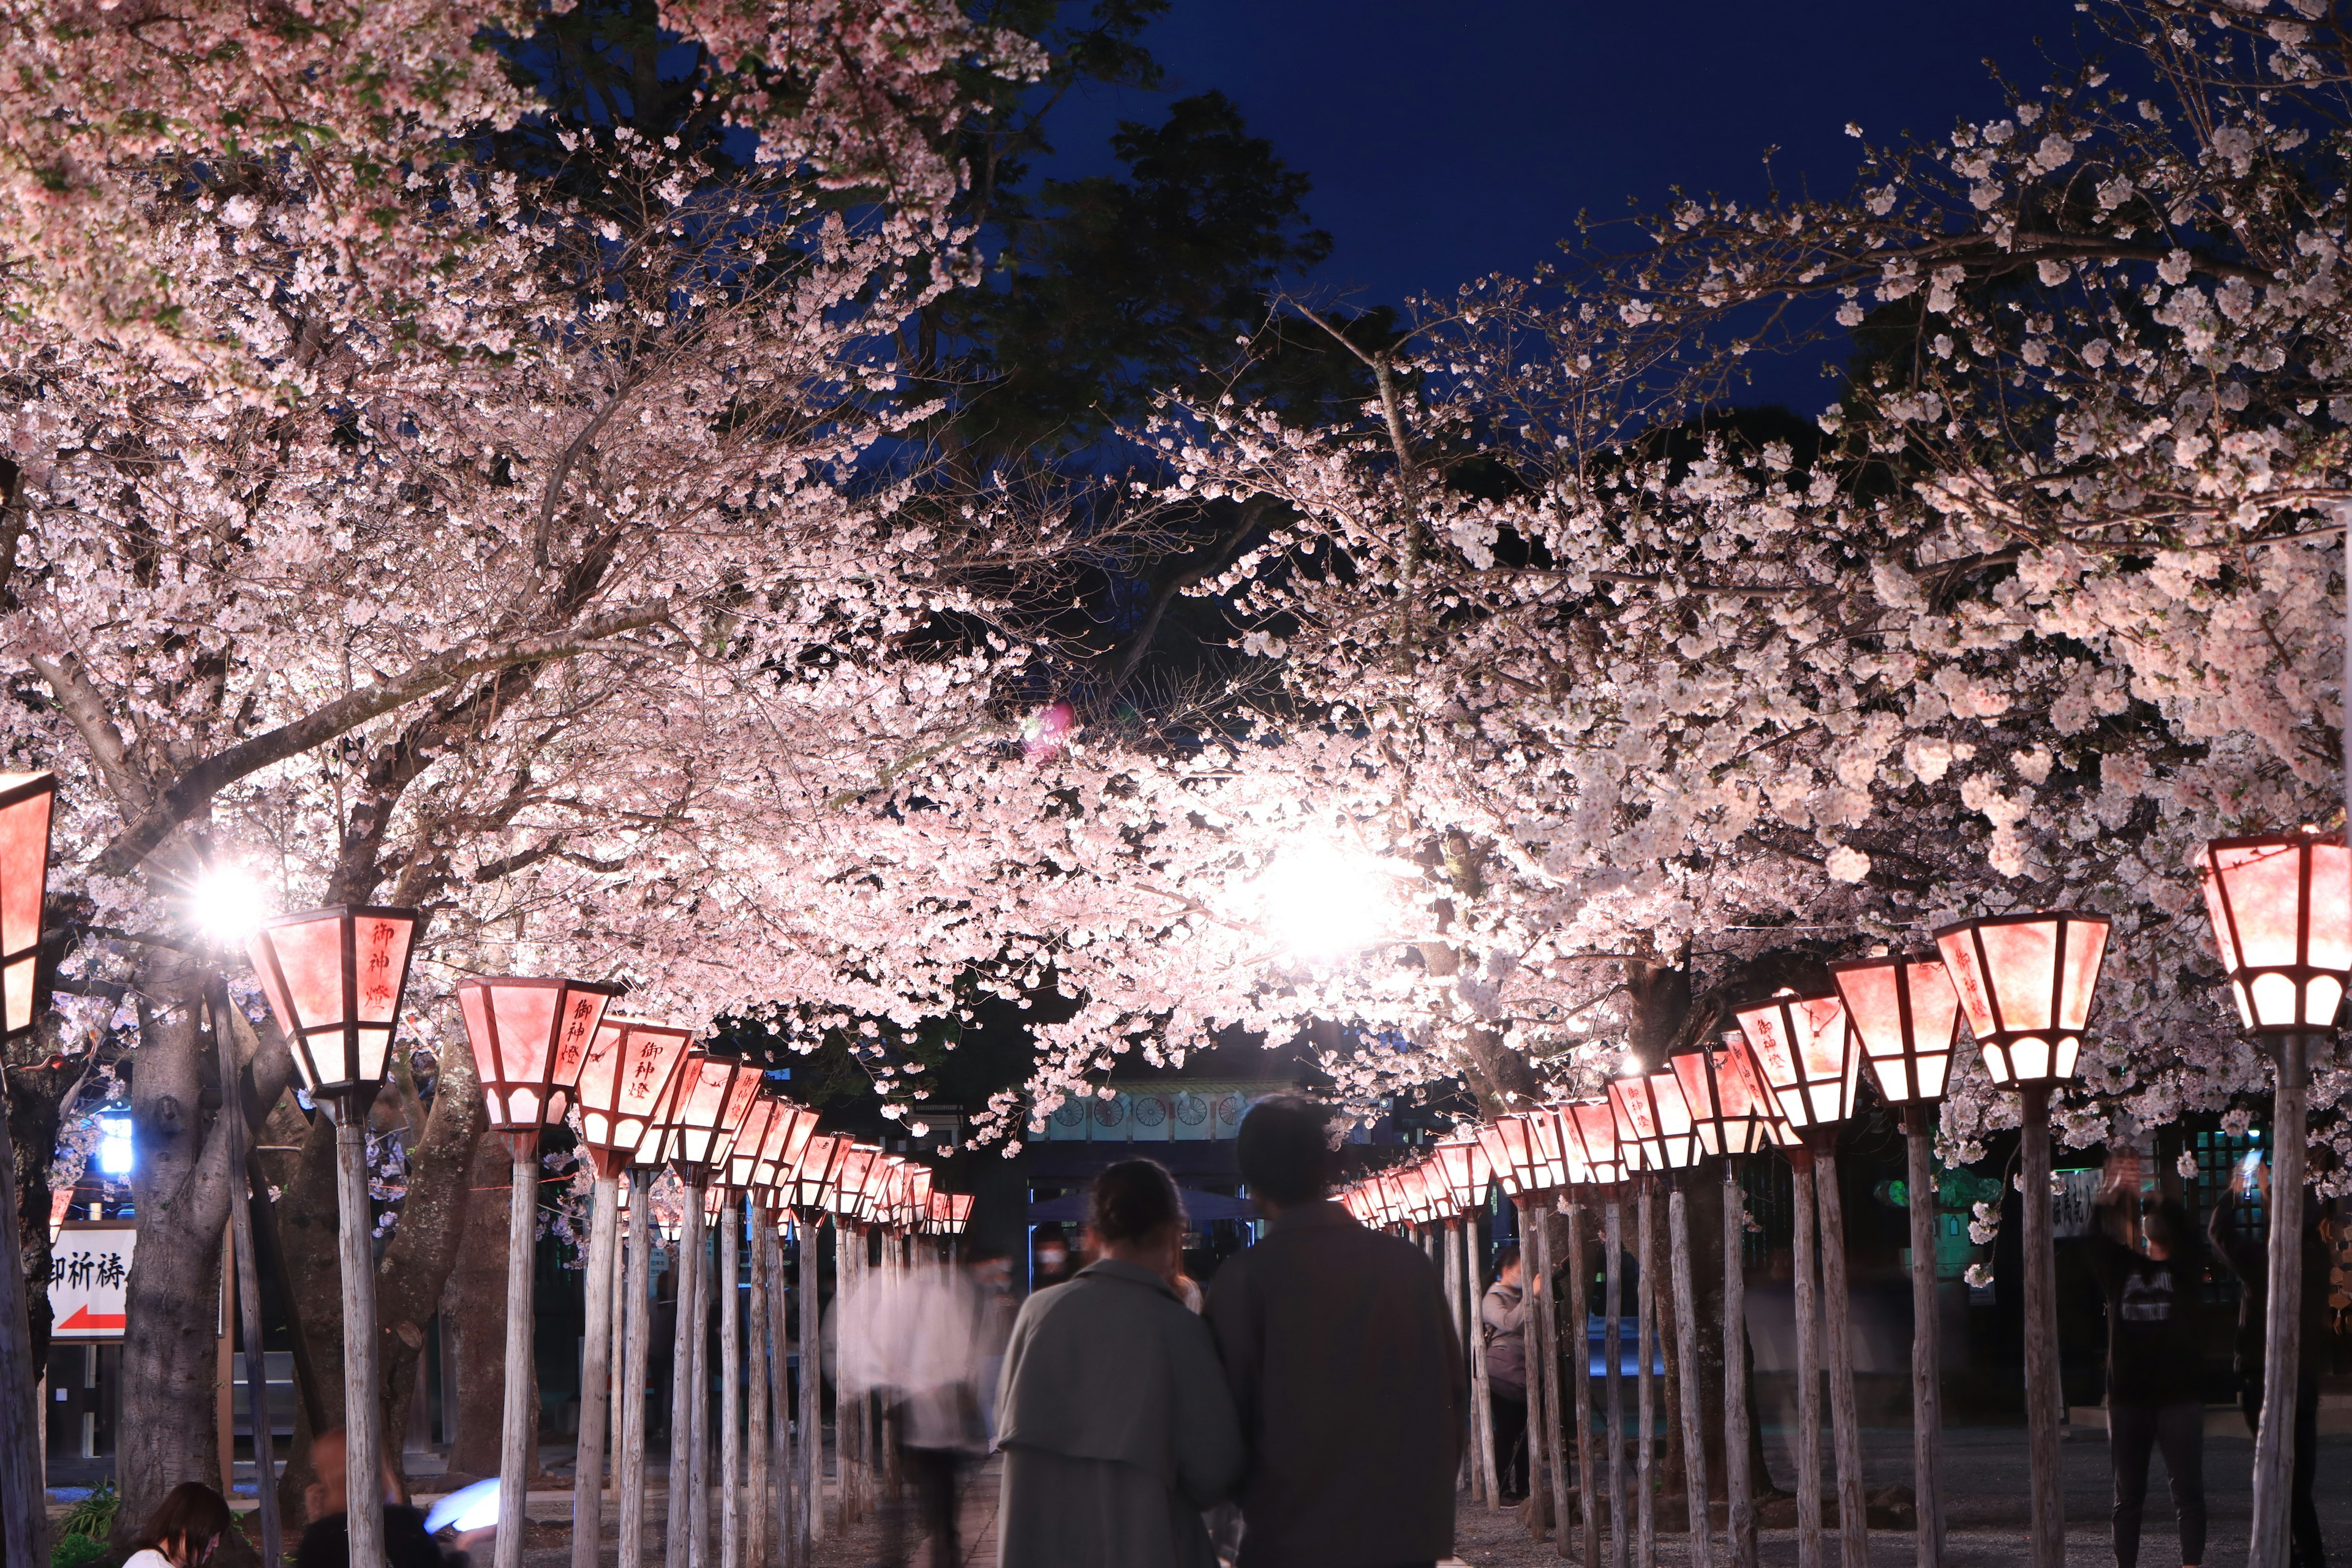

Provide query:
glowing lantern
left=1433, top=1136, right=1493, bottom=1210
left=752, top=1105, right=821, bottom=1190
left=1559, top=1098, right=1629, bottom=1185
left=2196, top=831, right=2352, bottom=1035
left=460, top=978, right=619, bottom=1137
left=946, top=1193, right=974, bottom=1235
left=573, top=1018, right=695, bottom=1175
left=1670, top=1040, right=1781, bottom=1158
left=1829, top=956, right=1962, bottom=1105
left=790, top=1134, right=845, bottom=1211
left=1476, top=1115, right=1540, bottom=1197
left=1934, top=912, right=2111, bottom=1086
left=724, top=1097, right=787, bottom=1192
left=660, top=1052, right=762, bottom=1178
left=1733, top=988, right=1861, bottom=1134
left=829, top=1145, right=879, bottom=1218
left=0, top=772, right=55, bottom=1039
left=1609, top=1068, right=1702, bottom=1170
left=247, top=906, right=424, bottom=1101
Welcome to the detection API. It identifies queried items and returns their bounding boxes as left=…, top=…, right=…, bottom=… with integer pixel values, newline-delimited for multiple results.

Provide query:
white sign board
left=48, top=1222, right=134, bottom=1340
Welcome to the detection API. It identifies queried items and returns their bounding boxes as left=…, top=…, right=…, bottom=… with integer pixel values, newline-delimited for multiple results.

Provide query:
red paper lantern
left=1670, top=1040, right=1782, bottom=1158
left=1559, top=1098, right=1629, bottom=1185
left=659, top=1052, right=762, bottom=1178
left=2196, top=830, right=2352, bottom=1035
left=1934, top=912, right=2111, bottom=1087
left=0, top=772, right=55, bottom=1040
left=247, top=906, right=425, bottom=1101
left=1433, top=1136, right=1492, bottom=1209
left=752, top=1105, right=821, bottom=1190
left=1476, top=1115, right=1539, bottom=1197
left=459, top=978, right=620, bottom=1137
left=573, top=1017, right=695, bottom=1174
left=789, top=1134, right=845, bottom=1210
left=1829, top=956, right=1962, bottom=1106
left=1608, top=1068, right=1702, bottom=1170
left=1733, top=988, right=1861, bottom=1134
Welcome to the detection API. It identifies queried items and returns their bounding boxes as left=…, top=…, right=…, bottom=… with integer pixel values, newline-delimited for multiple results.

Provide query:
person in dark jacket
left=295, top=1429, right=483, bottom=1568
left=1480, top=1243, right=1529, bottom=1503
left=2090, top=1153, right=2206, bottom=1568
left=1205, top=1095, right=1466, bottom=1568
left=2209, top=1159, right=2332, bottom=1568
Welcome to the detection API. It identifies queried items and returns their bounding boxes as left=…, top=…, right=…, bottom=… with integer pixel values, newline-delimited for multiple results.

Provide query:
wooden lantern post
left=247, top=905, right=426, bottom=1568
left=1670, top=1038, right=1782, bottom=1568
left=459, top=976, right=620, bottom=1568
left=745, top=1105, right=819, bottom=1568
left=1934, top=911, right=2111, bottom=1568
left=1433, top=1138, right=1501, bottom=1508
left=1830, top=954, right=1963, bottom=1568
left=0, top=773, right=55, bottom=1568
left=568, top=1017, right=695, bottom=1568
left=1560, top=1096, right=1631, bottom=1568
left=1733, top=987, right=1871, bottom=1568
left=2193, top=831, right=2351, bottom=1568
left=657, top=1052, right=762, bottom=1568
left=1611, top=1066, right=1713, bottom=1568
left=785, top=1133, right=845, bottom=1555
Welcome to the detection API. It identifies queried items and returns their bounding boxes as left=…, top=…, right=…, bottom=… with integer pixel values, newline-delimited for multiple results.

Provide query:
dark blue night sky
left=1039, top=0, right=2080, bottom=409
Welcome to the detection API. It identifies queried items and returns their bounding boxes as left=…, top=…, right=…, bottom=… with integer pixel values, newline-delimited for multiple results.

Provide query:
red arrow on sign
left=56, top=1305, right=125, bottom=1332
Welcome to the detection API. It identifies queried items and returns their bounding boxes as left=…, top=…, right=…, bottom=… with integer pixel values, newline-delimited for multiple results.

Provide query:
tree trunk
left=449, top=1132, right=531, bottom=1483
left=1604, top=1197, right=1626, bottom=1568
left=494, top=1136, right=538, bottom=1568
left=1636, top=1178, right=1657, bottom=1566
left=800, top=1214, right=823, bottom=1552
left=618, top=1169, right=655, bottom=1568
left=1813, top=1149, right=1868, bottom=1568
left=574, top=1178, right=619, bottom=1568
left=1567, top=1201, right=1596, bottom=1567
left=667, top=1193, right=704, bottom=1565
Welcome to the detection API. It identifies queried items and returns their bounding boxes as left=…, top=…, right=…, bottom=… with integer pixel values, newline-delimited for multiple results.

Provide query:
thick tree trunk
left=449, top=1133, right=530, bottom=1482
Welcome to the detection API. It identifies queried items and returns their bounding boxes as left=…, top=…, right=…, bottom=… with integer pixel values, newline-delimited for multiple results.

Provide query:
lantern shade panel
left=1934, top=911, right=2111, bottom=1086
left=1527, top=1109, right=1575, bottom=1189
left=1610, top=1069, right=1702, bottom=1170
left=947, top=1193, right=974, bottom=1234
left=1733, top=989, right=1861, bottom=1133
left=573, top=1017, right=695, bottom=1163
left=1473, top=1123, right=1523, bottom=1199
left=1670, top=1042, right=1777, bottom=1158
left=247, top=905, right=424, bottom=1100
left=1433, top=1136, right=1491, bottom=1208
left=790, top=1134, right=845, bottom=1210
left=460, top=977, right=620, bottom=1134
left=753, top=1105, right=822, bottom=1189
left=1341, top=1186, right=1373, bottom=1224
left=1480, top=1115, right=1540, bottom=1196
left=1560, top=1098, right=1629, bottom=1185
left=829, top=1145, right=878, bottom=1215
left=1830, top=956, right=1962, bottom=1106
left=0, top=772, right=55, bottom=1039
left=2198, top=831, right=2352, bottom=1033
left=661, top=1052, right=762, bottom=1175
left=725, top=1097, right=786, bottom=1191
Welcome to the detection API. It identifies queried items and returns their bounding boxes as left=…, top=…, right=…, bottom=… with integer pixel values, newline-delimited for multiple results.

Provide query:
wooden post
left=1812, top=1148, right=1868, bottom=1568
left=801, top=1213, right=824, bottom=1550
left=721, top=1204, right=744, bottom=1568
left=747, top=1202, right=769, bottom=1568
left=2018, top=1084, right=2064, bottom=1568
left=573, top=1175, right=619, bottom=1568
left=333, top=1099, right=387, bottom=1568
left=0, top=1095, right=45, bottom=1568
left=618, top=1169, right=655, bottom=1568
left=2250, top=1033, right=2310, bottom=1568
left=1458, top=1216, right=1498, bottom=1507
left=1513, top=1206, right=1551, bottom=1541
left=609, top=1216, right=627, bottom=1501
left=217, top=1254, right=235, bottom=1498
left=1669, top=1178, right=1713, bottom=1568
left=209, top=979, right=282, bottom=1568
left=762, top=1218, right=796, bottom=1568
left=1635, top=1177, right=1657, bottom=1568
left=1790, top=1151, right=1824, bottom=1568
left=832, top=1222, right=854, bottom=1527
left=692, top=1215, right=715, bottom=1568
left=1723, top=1163, right=1757, bottom=1568
left=495, top=1134, right=540, bottom=1568
left=1446, top=1213, right=1472, bottom=1501
left=1566, top=1200, right=1596, bottom=1566
left=666, top=1188, right=706, bottom=1568
left=1902, top=1106, right=1945, bottom=1568
left=1604, top=1195, right=1627, bottom=1568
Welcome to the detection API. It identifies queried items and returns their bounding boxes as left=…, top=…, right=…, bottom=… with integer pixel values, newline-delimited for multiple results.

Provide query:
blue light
left=97, top=1117, right=133, bottom=1177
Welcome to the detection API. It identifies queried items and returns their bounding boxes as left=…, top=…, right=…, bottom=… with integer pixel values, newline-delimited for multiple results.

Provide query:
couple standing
left=995, top=1095, right=1466, bottom=1568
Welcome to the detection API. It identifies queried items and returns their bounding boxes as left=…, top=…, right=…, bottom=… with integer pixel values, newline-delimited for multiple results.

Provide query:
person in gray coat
left=1480, top=1243, right=1529, bottom=1503
left=1206, top=1096, right=1466, bottom=1568
left=995, top=1159, right=1245, bottom=1568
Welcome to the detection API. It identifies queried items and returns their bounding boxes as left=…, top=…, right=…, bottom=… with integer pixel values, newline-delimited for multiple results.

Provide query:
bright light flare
left=189, top=865, right=271, bottom=943
left=1257, top=837, right=1393, bottom=960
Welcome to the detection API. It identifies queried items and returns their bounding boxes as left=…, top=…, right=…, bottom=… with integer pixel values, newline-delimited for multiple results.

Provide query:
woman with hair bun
left=993, top=1158, right=1243, bottom=1567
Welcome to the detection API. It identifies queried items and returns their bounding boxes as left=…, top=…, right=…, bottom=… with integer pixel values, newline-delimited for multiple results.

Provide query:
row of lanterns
left=1338, top=827, right=2348, bottom=1568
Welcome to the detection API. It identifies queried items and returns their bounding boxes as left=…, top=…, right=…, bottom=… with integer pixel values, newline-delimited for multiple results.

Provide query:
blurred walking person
left=1205, top=1095, right=1464, bottom=1568
left=840, top=1253, right=992, bottom=1568
left=995, top=1159, right=1244, bottom=1568
left=2091, top=1152, right=2206, bottom=1568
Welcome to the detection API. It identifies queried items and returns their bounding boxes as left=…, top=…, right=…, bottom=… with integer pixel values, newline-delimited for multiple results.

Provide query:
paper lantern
left=723, top=1096, right=787, bottom=1191
left=1670, top=1040, right=1782, bottom=1158
left=1734, top=988, right=1861, bottom=1133
left=1608, top=1068, right=1702, bottom=1170
left=1559, top=1098, right=1629, bottom=1185
left=1432, top=1136, right=1493, bottom=1209
left=573, top=1017, right=695, bottom=1169
left=2196, top=830, right=2352, bottom=1035
left=1475, top=1116, right=1539, bottom=1197
left=459, top=978, right=620, bottom=1136
left=660, top=1052, right=762, bottom=1177
left=829, top=1144, right=880, bottom=1217
left=1830, top=956, right=1962, bottom=1105
left=790, top=1134, right=845, bottom=1210
left=0, top=772, right=55, bottom=1040
left=247, top=906, right=424, bottom=1101
left=1934, top=911, right=2110, bottom=1087
left=752, top=1104, right=822, bottom=1190
left=946, top=1192, right=974, bottom=1235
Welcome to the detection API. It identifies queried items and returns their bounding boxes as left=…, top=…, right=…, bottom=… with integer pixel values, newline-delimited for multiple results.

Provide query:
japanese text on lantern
left=559, top=995, right=597, bottom=1072
left=362, top=919, right=396, bottom=1010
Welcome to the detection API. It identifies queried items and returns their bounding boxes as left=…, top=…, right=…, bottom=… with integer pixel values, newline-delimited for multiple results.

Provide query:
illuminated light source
left=1256, top=835, right=1392, bottom=960
left=1608, top=1069, right=1702, bottom=1170
left=572, top=1018, right=695, bottom=1179
left=829, top=1145, right=880, bottom=1217
left=0, top=771, right=55, bottom=1040
left=97, top=1115, right=134, bottom=1177
left=790, top=1134, right=846, bottom=1212
left=189, top=863, right=271, bottom=946
left=247, top=905, right=425, bottom=1101
left=1732, top=988, right=1861, bottom=1136
left=1475, top=1115, right=1539, bottom=1198
left=752, top=1104, right=822, bottom=1191
left=725, top=1096, right=788, bottom=1193
left=1433, top=1136, right=1490, bottom=1210
left=1670, top=1039, right=1782, bottom=1157
left=2196, top=830, right=2352, bottom=1034
left=1828, top=956, right=1962, bottom=1105
left=658, top=1052, right=763, bottom=1180
left=1933, top=911, right=2111, bottom=1087
left=1559, top=1098, right=1629, bottom=1186
left=459, top=977, right=620, bottom=1139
